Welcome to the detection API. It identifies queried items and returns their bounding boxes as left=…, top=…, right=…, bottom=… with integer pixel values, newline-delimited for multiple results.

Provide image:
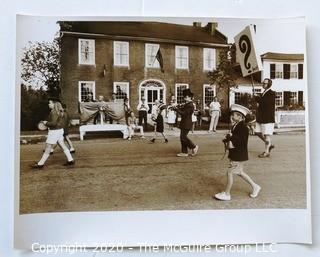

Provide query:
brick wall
left=60, top=35, right=229, bottom=118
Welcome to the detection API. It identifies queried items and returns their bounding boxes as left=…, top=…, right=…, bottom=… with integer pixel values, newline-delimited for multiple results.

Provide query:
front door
left=146, top=87, right=161, bottom=113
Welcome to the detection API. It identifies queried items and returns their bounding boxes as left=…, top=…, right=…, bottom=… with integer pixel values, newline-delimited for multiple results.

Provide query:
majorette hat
left=182, top=88, right=194, bottom=98
left=230, top=104, right=250, bottom=117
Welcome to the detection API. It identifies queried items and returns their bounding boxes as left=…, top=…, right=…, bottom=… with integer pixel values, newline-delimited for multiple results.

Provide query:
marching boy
left=214, top=104, right=261, bottom=201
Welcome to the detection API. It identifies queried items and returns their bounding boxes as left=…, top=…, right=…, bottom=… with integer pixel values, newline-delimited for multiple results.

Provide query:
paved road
left=20, top=132, right=307, bottom=214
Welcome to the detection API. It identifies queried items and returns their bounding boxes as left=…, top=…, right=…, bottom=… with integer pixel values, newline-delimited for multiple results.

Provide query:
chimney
left=206, top=22, right=218, bottom=36
left=193, top=22, right=202, bottom=28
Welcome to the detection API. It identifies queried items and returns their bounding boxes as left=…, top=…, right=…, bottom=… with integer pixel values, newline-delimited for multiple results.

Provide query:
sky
left=16, top=15, right=306, bottom=88
left=17, top=15, right=306, bottom=54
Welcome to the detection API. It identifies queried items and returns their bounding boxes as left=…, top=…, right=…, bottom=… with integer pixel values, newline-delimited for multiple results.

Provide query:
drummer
left=31, top=98, right=75, bottom=169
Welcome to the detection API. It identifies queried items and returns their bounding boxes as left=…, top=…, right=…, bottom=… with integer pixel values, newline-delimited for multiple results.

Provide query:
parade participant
left=255, top=78, right=276, bottom=158
left=51, top=103, right=75, bottom=154
left=167, top=100, right=176, bottom=130
left=150, top=100, right=168, bottom=143
left=174, top=89, right=198, bottom=157
left=94, top=95, right=106, bottom=124
left=127, top=111, right=145, bottom=140
left=137, top=97, right=149, bottom=131
left=214, top=104, right=261, bottom=201
left=31, top=99, right=75, bottom=169
left=208, top=96, right=221, bottom=133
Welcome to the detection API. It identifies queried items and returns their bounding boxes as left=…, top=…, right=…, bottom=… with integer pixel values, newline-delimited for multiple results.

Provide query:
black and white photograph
left=18, top=16, right=308, bottom=214
left=15, top=15, right=311, bottom=247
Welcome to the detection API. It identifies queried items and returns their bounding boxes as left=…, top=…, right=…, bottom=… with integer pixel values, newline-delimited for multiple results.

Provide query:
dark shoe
left=268, top=144, right=275, bottom=153
left=164, top=138, right=168, bottom=143
left=63, top=160, right=75, bottom=166
left=30, top=162, right=44, bottom=169
left=150, top=138, right=155, bottom=143
left=70, top=149, right=76, bottom=153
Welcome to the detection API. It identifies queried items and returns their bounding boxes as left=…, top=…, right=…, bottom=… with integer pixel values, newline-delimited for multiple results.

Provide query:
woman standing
left=31, top=99, right=75, bottom=169
left=167, top=100, right=176, bottom=130
left=150, top=100, right=168, bottom=143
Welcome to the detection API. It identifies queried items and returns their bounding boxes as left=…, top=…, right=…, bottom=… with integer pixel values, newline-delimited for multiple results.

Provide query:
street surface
left=20, top=131, right=307, bottom=214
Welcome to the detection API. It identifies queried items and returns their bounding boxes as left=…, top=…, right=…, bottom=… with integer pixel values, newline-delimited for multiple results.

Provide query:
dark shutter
left=298, top=64, right=303, bottom=79
left=270, top=64, right=275, bottom=79
left=283, top=91, right=291, bottom=106
left=298, top=91, right=303, bottom=106
left=283, top=64, right=290, bottom=79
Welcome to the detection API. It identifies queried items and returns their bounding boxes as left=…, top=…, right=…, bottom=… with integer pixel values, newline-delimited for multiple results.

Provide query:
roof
left=261, top=52, right=304, bottom=61
left=59, top=21, right=228, bottom=46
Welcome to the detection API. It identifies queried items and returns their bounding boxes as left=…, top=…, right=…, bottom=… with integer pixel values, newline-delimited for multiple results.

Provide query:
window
left=234, top=92, right=241, bottom=104
left=290, top=91, right=298, bottom=105
left=78, top=39, right=95, bottom=65
left=114, top=41, right=129, bottom=66
left=275, top=64, right=283, bottom=78
left=79, top=81, right=95, bottom=102
left=145, top=44, right=160, bottom=68
left=290, top=64, right=298, bottom=79
left=203, top=84, right=216, bottom=106
left=203, top=48, right=216, bottom=71
left=113, top=82, right=129, bottom=101
left=275, top=92, right=283, bottom=107
left=175, top=84, right=189, bottom=104
left=175, top=46, right=189, bottom=69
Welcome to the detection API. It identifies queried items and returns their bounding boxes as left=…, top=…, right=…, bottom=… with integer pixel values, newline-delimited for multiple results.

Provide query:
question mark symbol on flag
left=239, top=35, right=252, bottom=73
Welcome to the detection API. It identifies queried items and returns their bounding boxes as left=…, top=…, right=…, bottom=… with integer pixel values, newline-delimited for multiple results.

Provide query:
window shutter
left=270, top=64, right=275, bottom=79
left=283, top=91, right=291, bottom=106
left=298, top=91, right=303, bottom=106
left=298, top=64, right=303, bottom=79
left=283, top=64, right=290, bottom=79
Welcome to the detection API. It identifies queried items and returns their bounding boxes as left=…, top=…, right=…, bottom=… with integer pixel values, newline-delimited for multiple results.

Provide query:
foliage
left=21, top=37, right=60, bottom=98
left=21, top=85, right=49, bottom=131
left=207, top=45, right=238, bottom=93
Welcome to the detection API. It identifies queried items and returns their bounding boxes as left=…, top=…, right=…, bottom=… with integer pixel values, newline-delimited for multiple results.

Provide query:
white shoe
left=191, top=145, right=199, bottom=156
left=176, top=153, right=188, bottom=157
left=250, top=185, right=261, bottom=198
left=214, top=192, right=231, bottom=201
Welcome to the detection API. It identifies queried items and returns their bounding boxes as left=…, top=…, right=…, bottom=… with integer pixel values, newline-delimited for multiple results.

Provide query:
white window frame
left=203, top=48, right=216, bottom=71
left=275, top=63, right=283, bottom=79
left=78, top=39, right=95, bottom=65
left=175, top=46, right=189, bottom=69
left=78, top=81, right=96, bottom=102
left=203, top=84, right=216, bottom=107
left=145, top=43, right=160, bottom=68
left=290, top=63, right=298, bottom=79
left=275, top=91, right=284, bottom=108
left=175, top=83, right=189, bottom=104
left=113, top=41, right=129, bottom=67
left=290, top=91, right=298, bottom=105
left=113, top=82, right=130, bottom=101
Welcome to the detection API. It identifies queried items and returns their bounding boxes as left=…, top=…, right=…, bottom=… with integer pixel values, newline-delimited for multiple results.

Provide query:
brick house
left=59, top=21, right=230, bottom=120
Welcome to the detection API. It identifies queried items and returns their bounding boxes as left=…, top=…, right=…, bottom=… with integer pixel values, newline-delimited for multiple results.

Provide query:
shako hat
left=230, top=104, right=250, bottom=117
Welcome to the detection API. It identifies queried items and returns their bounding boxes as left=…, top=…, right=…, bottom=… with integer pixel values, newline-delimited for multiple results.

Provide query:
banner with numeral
left=234, top=25, right=263, bottom=77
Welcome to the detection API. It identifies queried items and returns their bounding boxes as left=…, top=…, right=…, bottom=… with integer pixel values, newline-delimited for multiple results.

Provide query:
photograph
left=17, top=16, right=307, bottom=215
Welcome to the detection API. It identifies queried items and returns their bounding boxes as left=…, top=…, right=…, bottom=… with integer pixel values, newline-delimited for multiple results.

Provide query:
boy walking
left=214, top=104, right=261, bottom=201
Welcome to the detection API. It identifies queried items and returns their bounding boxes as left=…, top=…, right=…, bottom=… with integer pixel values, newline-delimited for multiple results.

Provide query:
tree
left=207, top=45, right=238, bottom=108
left=21, top=37, right=60, bottom=97
left=21, top=85, right=49, bottom=131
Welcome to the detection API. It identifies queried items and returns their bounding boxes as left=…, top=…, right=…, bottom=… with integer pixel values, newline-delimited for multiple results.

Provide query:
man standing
left=137, top=97, right=149, bottom=131
left=255, top=78, right=276, bottom=158
left=174, top=89, right=199, bottom=157
left=208, top=96, right=221, bottom=133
